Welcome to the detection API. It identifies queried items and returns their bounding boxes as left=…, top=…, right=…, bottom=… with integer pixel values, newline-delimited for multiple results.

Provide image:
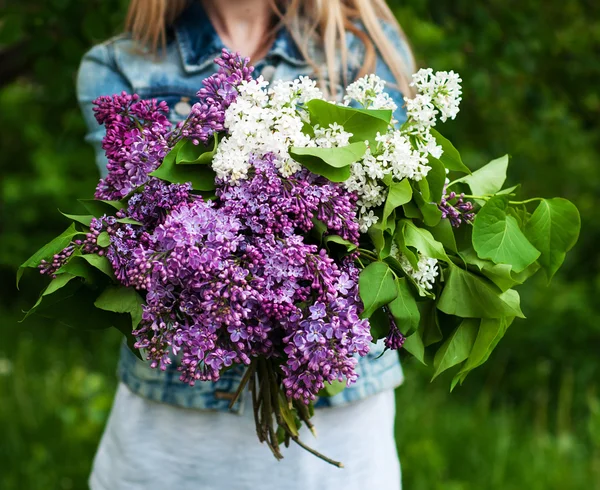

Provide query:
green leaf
left=437, top=265, right=525, bottom=318
left=451, top=317, right=513, bottom=389
left=318, top=379, right=347, bottom=397
left=115, top=217, right=143, bottom=226
left=432, top=318, right=478, bottom=379
left=60, top=212, right=94, bottom=227
left=323, top=235, right=358, bottom=252
left=95, top=285, right=144, bottom=328
left=358, top=262, right=398, bottom=318
left=369, top=307, right=391, bottom=341
left=426, top=156, right=447, bottom=204
left=368, top=209, right=393, bottom=257
left=460, top=247, right=540, bottom=292
left=289, top=142, right=366, bottom=182
left=453, top=155, right=509, bottom=196
left=497, top=184, right=521, bottom=196
left=31, top=282, right=130, bottom=333
left=412, top=186, right=443, bottom=227
left=402, top=331, right=426, bottom=365
left=383, top=179, right=412, bottom=224
left=57, top=256, right=97, bottom=284
left=97, top=231, right=111, bottom=248
left=150, top=145, right=216, bottom=191
left=418, top=178, right=430, bottom=202
left=17, top=223, right=82, bottom=288
left=425, top=219, right=458, bottom=253
left=457, top=318, right=505, bottom=377
left=419, top=301, right=442, bottom=346
left=175, top=135, right=219, bottom=165
left=430, top=128, right=471, bottom=174
left=75, top=254, right=116, bottom=281
left=507, top=205, right=530, bottom=228
left=402, top=220, right=450, bottom=262
left=78, top=199, right=125, bottom=217
left=310, top=218, right=327, bottom=242
left=393, top=222, right=418, bottom=269
left=524, top=198, right=581, bottom=281
left=387, top=278, right=420, bottom=335
left=473, top=196, right=540, bottom=273
left=278, top=395, right=299, bottom=436
left=402, top=201, right=422, bottom=219
left=383, top=254, right=406, bottom=276
left=23, top=273, right=77, bottom=319
left=306, top=99, right=392, bottom=144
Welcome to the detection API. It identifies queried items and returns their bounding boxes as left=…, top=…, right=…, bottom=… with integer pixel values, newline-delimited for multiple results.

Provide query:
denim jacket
left=77, top=1, right=410, bottom=414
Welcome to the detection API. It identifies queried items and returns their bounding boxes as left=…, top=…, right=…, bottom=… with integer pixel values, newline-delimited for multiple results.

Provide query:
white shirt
left=89, top=383, right=401, bottom=490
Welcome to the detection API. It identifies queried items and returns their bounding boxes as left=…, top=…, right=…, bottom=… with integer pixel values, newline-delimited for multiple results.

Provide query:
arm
left=76, top=42, right=133, bottom=177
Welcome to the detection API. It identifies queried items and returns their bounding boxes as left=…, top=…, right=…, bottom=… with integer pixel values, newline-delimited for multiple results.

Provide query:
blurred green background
left=1, top=1, right=599, bottom=489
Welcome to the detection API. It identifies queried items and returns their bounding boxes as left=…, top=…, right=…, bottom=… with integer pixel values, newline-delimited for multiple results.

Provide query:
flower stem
left=462, top=195, right=542, bottom=206
left=228, top=362, right=256, bottom=410
left=357, top=248, right=378, bottom=261
left=250, top=357, right=344, bottom=467
left=291, top=436, right=344, bottom=468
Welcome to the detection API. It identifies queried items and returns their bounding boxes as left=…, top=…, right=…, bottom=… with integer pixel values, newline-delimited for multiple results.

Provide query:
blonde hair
left=126, top=0, right=416, bottom=97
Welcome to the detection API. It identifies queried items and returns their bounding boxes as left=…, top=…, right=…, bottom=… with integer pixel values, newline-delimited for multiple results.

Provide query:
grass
left=2, top=307, right=598, bottom=489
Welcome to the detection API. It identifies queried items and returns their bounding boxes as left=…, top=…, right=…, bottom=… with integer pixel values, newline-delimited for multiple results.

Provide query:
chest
left=112, top=43, right=351, bottom=126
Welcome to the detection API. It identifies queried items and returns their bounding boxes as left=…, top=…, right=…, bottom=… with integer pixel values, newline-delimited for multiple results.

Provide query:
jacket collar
left=174, top=2, right=307, bottom=73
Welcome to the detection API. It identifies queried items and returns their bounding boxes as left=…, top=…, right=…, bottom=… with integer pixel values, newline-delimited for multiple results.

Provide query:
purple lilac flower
left=93, top=93, right=172, bottom=200
left=384, top=317, right=406, bottom=351
left=44, top=51, right=373, bottom=404
left=217, top=153, right=360, bottom=243
left=181, top=49, right=254, bottom=145
left=438, top=182, right=475, bottom=227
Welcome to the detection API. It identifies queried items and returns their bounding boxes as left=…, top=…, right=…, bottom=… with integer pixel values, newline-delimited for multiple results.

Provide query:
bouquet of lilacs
left=19, top=50, right=580, bottom=466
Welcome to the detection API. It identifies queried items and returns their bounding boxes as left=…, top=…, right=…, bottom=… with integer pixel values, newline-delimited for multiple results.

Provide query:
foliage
left=1, top=0, right=599, bottom=488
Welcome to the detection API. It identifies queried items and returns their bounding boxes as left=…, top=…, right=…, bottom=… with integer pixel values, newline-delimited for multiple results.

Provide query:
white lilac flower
left=313, top=123, right=353, bottom=148
left=415, top=130, right=443, bottom=160
left=358, top=209, right=379, bottom=233
left=410, top=68, right=462, bottom=123
left=213, top=76, right=322, bottom=181
left=343, top=74, right=397, bottom=111
left=269, top=76, right=324, bottom=107
left=374, top=130, right=430, bottom=181
left=404, top=93, right=438, bottom=130
left=399, top=252, right=439, bottom=291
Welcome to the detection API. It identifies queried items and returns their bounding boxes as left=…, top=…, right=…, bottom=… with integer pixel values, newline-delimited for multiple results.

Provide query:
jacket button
left=174, top=97, right=192, bottom=116
left=261, top=65, right=276, bottom=83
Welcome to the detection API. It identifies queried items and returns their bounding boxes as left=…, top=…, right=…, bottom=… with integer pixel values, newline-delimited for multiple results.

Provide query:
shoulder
left=78, top=33, right=197, bottom=100
left=80, top=33, right=135, bottom=69
left=77, top=34, right=142, bottom=106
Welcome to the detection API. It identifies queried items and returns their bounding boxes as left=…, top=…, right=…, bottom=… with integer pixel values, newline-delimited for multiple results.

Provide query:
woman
left=77, top=1, right=416, bottom=488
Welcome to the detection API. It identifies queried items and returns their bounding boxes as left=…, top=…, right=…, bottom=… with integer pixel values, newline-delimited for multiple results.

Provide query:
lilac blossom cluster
left=181, top=49, right=254, bottom=145
left=438, top=182, right=475, bottom=227
left=42, top=51, right=373, bottom=404
left=217, top=153, right=360, bottom=244
left=384, top=317, right=406, bottom=351
left=124, top=194, right=370, bottom=403
left=93, top=92, right=172, bottom=200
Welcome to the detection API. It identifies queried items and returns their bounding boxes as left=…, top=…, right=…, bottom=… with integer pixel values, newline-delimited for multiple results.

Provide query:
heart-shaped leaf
left=524, top=198, right=580, bottom=281
left=358, top=261, right=398, bottom=318
left=432, top=318, right=478, bottom=379
left=437, top=265, right=525, bottom=319
left=473, top=196, right=540, bottom=273
left=289, top=142, right=366, bottom=182
left=453, top=155, right=509, bottom=196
